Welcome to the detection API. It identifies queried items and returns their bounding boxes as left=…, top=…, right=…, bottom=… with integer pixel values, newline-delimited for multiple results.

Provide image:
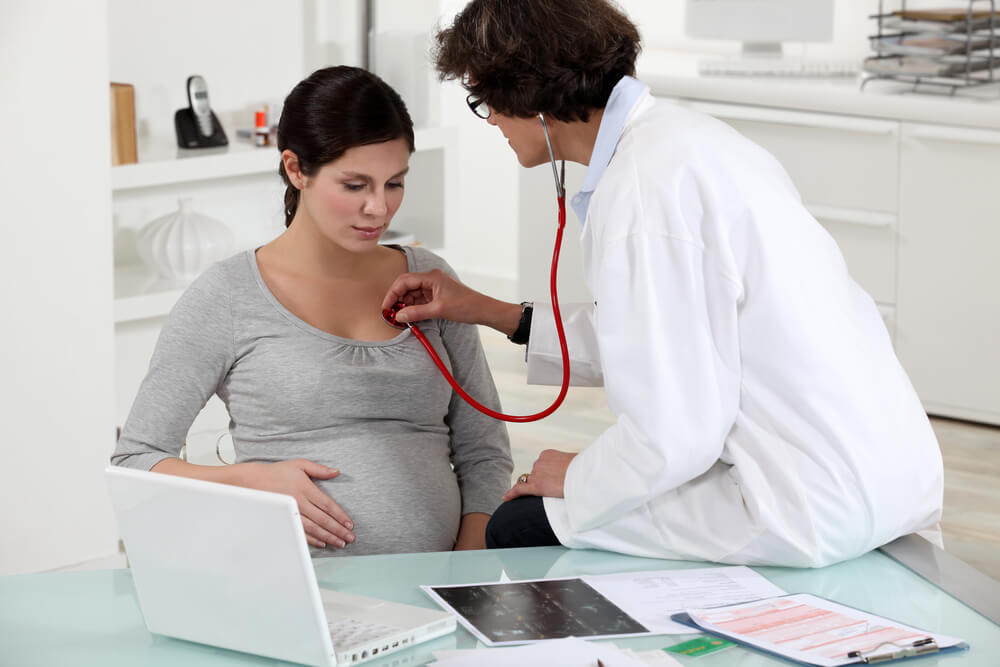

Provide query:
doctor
left=382, top=0, right=944, bottom=567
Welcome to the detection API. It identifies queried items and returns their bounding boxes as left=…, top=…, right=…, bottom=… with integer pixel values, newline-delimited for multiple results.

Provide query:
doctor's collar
left=570, top=76, right=648, bottom=226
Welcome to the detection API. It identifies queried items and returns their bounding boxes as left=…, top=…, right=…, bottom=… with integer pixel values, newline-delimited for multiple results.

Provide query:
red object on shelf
left=254, top=109, right=270, bottom=146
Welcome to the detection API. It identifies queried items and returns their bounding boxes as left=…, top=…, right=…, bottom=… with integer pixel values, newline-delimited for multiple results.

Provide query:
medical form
left=676, top=593, right=967, bottom=666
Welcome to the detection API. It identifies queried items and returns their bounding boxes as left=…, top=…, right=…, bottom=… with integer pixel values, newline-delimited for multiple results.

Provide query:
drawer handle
left=807, top=204, right=896, bottom=228
left=905, top=123, right=1000, bottom=146
left=683, top=101, right=899, bottom=136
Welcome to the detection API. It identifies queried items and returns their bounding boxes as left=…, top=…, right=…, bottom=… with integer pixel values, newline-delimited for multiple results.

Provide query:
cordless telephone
left=174, top=75, right=228, bottom=148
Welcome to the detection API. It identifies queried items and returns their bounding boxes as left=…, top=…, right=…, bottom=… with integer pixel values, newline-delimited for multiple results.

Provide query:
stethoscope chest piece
left=382, top=301, right=410, bottom=329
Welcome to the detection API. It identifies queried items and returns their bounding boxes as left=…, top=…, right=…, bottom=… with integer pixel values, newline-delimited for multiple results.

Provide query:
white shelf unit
left=112, top=126, right=455, bottom=191
left=112, top=126, right=457, bottom=324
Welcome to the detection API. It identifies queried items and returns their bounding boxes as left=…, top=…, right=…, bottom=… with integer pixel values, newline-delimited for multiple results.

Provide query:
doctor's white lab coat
left=529, top=91, right=943, bottom=567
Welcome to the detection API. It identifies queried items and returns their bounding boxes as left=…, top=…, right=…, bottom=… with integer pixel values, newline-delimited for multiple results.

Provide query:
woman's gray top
left=112, top=246, right=513, bottom=556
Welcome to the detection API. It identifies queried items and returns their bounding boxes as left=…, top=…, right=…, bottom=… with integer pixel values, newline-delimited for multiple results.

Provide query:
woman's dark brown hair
left=277, top=66, right=415, bottom=227
left=434, top=0, right=641, bottom=123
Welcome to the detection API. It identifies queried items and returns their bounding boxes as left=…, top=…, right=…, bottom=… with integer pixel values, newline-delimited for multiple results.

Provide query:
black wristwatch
left=507, top=301, right=533, bottom=345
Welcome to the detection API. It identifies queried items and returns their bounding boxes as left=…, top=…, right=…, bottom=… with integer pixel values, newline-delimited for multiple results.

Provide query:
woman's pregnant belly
left=304, top=435, right=461, bottom=557
left=235, top=423, right=463, bottom=556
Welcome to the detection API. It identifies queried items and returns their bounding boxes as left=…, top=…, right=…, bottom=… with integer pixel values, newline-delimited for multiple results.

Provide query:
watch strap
left=508, top=301, right=533, bottom=345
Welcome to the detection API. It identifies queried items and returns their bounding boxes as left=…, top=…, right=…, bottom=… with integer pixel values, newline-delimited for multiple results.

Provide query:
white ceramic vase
left=136, top=198, right=235, bottom=281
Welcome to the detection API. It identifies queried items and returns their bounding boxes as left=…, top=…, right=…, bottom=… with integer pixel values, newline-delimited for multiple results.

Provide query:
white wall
left=107, top=0, right=362, bottom=142
left=0, top=0, right=118, bottom=574
left=429, top=0, right=521, bottom=298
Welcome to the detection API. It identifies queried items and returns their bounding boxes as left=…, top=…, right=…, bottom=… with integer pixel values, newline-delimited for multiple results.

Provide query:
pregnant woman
left=111, top=66, right=513, bottom=555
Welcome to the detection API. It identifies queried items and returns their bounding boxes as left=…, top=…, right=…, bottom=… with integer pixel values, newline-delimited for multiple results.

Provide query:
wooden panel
left=109, top=82, right=137, bottom=165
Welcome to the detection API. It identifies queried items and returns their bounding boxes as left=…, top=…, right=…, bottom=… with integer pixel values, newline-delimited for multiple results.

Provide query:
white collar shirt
left=570, top=76, right=649, bottom=227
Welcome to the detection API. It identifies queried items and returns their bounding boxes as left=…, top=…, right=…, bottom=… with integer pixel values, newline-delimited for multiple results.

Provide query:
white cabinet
left=897, top=123, right=1000, bottom=423
left=681, top=101, right=902, bottom=322
left=647, top=93, right=1000, bottom=425
left=683, top=102, right=901, bottom=213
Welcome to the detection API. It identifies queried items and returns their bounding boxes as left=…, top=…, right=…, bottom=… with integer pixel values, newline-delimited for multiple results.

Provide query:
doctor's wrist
left=482, top=300, right=527, bottom=338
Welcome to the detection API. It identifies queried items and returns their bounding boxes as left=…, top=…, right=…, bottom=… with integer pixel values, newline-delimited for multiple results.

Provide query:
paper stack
left=428, top=637, right=682, bottom=667
left=864, top=5, right=999, bottom=82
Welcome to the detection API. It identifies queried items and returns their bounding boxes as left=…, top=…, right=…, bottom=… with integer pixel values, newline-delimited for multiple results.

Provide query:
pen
left=847, top=637, right=938, bottom=664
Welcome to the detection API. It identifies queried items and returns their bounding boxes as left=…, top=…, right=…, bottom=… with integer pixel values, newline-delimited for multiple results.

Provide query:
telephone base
left=174, top=108, right=228, bottom=149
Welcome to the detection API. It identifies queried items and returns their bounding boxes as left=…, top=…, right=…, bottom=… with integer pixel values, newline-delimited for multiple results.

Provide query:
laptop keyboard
left=327, top=616, right=402, bottom=648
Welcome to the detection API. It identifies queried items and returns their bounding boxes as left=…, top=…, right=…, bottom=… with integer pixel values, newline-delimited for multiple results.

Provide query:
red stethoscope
left=383, top=114, right=572, bottom=423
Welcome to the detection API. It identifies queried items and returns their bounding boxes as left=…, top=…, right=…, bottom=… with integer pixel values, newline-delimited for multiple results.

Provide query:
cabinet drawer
left=684, top=101, right=900, bottom=213
left=896, top=122, right=1000, bottom=423
left=808, top=205, right=897, bottom=305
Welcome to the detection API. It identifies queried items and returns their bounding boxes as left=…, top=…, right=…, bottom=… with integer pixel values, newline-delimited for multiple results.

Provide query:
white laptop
left=105, top=466, right=456, bottom=666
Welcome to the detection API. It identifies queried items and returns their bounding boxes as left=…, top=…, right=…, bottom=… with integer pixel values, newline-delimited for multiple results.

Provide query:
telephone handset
left=188, top=76, right=215, bottom=137
left=174, top=75, right=228, bottom=148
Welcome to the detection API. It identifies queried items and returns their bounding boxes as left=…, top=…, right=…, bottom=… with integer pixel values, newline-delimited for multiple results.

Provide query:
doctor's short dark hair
left=434, top=0, right=641, bottom=123
left=277, top=66, right=415, bottom=227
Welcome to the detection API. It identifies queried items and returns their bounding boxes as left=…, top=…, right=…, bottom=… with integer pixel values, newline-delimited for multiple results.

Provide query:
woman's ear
left=281, top=149, right=306, bottom=189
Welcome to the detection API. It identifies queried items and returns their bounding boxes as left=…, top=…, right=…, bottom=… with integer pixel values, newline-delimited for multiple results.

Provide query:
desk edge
left=879, top=534, right=1000, bottom=626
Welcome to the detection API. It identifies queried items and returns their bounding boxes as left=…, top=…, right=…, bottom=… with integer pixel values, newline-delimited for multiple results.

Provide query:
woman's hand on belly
left=240, top=459, right=356, bottom=549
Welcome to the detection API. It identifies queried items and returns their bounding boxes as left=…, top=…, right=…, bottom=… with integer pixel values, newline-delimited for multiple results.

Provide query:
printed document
left=587, top=566, right=786, bottom=635
left=428, top=636, right=683, bottom=666
left=423, top=566, right=785, bottom=646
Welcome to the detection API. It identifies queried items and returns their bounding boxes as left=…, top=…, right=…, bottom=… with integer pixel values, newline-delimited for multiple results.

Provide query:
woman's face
left=489, top=112, right=551, bottom=168
left=299, top=138, right=410, bottom=252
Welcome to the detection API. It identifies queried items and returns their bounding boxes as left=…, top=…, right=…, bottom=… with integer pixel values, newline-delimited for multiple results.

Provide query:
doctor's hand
left=381, top=269, right=523, bottom=336
left=241, top=459, right=356, bottom=549
left=503, top=450, right=577, bottom=502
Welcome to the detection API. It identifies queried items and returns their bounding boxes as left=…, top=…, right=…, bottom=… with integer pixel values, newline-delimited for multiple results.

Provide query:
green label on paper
left=664, top=635, right=736, bottom=657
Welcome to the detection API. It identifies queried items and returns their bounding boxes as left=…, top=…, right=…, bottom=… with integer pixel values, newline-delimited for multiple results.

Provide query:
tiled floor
left=478, top=329, right=1000, bottom=581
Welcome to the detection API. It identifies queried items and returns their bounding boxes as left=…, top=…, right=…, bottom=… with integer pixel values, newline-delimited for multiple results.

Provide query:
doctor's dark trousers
left=485, top=496, right=561, bottom=549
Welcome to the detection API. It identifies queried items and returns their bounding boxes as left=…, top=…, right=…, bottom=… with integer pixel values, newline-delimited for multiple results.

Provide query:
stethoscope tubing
left=391, top=113, right=572, bottom=423
left=405, top=193, right=571, bottom=422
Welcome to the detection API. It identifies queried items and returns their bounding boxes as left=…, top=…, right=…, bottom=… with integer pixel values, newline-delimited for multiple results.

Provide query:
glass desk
left=2, top=539, right=998, bottom=666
